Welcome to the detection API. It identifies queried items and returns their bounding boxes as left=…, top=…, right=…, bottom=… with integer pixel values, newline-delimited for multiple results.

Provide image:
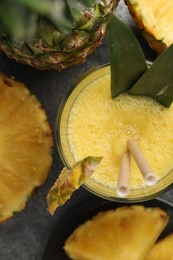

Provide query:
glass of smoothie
left=56, top=64, right=173, bottom=202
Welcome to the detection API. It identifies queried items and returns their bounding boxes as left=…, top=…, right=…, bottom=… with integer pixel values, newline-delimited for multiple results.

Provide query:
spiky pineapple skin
left=0, top=1, right=118, bottom=71
left=125, top=0, right=167, bottom=54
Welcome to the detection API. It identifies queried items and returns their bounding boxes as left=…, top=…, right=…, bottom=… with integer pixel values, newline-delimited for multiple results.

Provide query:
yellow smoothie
left=58, top=65, right=173, bottom=199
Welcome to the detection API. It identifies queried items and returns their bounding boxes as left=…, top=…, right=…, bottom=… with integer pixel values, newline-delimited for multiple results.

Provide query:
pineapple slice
left=47, top=156, right=102, bottom=215
left=125, top=0, right=173, bottom=53
left=0, top=73, right=53, bottom=222
left=64, top=205, right=168, bottom=260
left=146, top=233, right=173, bottom=260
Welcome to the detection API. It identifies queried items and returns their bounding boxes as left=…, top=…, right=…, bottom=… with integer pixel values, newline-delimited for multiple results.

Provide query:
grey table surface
left=0, top=1, right=173, bottom=260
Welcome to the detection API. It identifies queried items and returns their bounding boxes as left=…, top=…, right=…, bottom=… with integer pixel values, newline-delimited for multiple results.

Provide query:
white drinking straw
left=127, top=139, right=158, bottom=186
left=116, top=152, right=131, bottom=197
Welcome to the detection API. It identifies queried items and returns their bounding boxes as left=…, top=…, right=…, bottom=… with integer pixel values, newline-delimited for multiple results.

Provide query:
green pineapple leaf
left=0, top=0, right=37, bottom=40
left=66, top=0, right=100, bottom=23
left=0, top=0, right=103, bottom=40
left=17, top=0, right=100, bottom=11
left=107, top=14, right=147, bottom=98
left=12, top=0, right=54, bottom=12
left=17, top=0, right=74, bottom=34
left=129, top=44, right=173, bottom=108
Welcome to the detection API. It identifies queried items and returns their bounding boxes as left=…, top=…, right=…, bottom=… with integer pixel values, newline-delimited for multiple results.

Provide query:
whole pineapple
left=0, top=0, right=118, bottom=71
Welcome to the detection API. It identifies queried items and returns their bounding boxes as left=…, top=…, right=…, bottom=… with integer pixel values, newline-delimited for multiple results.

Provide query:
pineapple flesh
left=47, top=156, right=102, bottom=215
left=146, top=233, right=173, bottom=260
left=0, top=0, right=119, bottom=71
left=0, top=73, right=53, bottom=222
left=64, top=205, right=169, bottom=260
left=125, top=0, right=173, bottom=53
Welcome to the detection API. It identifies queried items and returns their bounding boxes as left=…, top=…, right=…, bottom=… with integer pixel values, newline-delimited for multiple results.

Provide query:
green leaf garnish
left=107, top=14, right=147, bottom=98
left=129, top=44, right=173, bottom=108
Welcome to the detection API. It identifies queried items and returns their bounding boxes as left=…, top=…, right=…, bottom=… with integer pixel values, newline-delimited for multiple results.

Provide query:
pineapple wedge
left=64, top=205, right=168, bottom=260
left=0, top=73, right=53, bottom=222
left=47, top=156, right=102, bottom=215
left=146, top=233, right=173, bottom=260
left=125, top=0, right=173, bottom=53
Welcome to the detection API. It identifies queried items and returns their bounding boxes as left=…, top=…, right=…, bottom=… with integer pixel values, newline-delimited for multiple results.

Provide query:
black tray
left=43, top=197, right=173, bottom=260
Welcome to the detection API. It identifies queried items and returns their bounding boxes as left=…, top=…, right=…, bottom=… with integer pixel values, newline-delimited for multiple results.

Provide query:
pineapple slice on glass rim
left=0, top=73, right=53, bottom=222
left=47, top=156, right=102, bottom=215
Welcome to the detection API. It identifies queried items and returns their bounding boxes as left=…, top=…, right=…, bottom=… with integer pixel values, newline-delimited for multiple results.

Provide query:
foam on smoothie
left=67, top=73, right=173, bottom=189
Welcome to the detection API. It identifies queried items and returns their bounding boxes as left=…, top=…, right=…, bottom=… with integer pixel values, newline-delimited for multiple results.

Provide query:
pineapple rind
left=0, top=73, right=53, bottom=222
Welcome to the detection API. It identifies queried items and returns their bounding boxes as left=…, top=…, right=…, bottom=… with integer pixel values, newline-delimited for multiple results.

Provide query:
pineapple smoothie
left=58, top=65, right=173, bottom=199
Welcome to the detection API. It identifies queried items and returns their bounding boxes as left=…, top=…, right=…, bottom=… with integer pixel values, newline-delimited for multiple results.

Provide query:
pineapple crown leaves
left=0, top=0, right=103, bottom=41
left=108, top=14, right=173, bottom=108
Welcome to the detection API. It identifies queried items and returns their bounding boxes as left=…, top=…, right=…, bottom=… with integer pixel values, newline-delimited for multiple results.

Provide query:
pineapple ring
left=0, top=73, right=53, bottom=222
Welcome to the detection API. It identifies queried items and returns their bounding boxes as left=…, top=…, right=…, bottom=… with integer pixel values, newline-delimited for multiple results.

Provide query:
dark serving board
left=43, top=197, right=173, bottom=260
